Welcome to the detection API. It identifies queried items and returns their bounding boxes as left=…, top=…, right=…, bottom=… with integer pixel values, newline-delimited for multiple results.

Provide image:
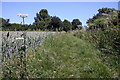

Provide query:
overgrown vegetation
left=1, top=7, right=119, bottom=78
left=74, top=8, right=119, bottom=75
left=2, top=33, right=118, bottom=78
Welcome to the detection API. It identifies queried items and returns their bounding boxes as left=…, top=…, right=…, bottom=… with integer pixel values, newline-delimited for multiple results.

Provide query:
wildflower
left=16, top=37, right=24, bottom=40
left=106, top=17, right=109, bottom=19
left=69, top=74, right=74, bottom=77
left=53, top=71, right=56, bottom=74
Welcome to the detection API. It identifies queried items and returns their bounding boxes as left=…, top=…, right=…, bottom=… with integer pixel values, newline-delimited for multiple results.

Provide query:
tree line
left=0, top=9, right=82, bottom=31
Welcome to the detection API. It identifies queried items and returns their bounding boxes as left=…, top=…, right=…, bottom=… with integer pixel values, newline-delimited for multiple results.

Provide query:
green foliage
left=63, top=19, right=72, bottom=32
left=39, top=9, right=49, bottom=20
left=88, top=18, right=106, bottom=30
left=87, top=8, right=118, bottom=30
left=48, top=16, right=63, bottom=31
left=98, top=8, right=116, bottom=14
left=0, top=18, right=11, bottom=31
left=34, top=9, right=51, bottom=30
left=2, top=33, right=118, bottom=78
left=85, top=8, right=119, bottom=55
left=74, top=25, right=119, bottom=75
left=74, top=8, right=119, bottom=76
left=0, top=18, right=7, bottom=25
left=72, top=19, right=82, bottom=30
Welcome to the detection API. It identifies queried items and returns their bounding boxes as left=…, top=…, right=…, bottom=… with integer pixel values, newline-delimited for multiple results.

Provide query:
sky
left=1, top=2, right=118, bottom=26
left=1, top=0, right=119, bottom=2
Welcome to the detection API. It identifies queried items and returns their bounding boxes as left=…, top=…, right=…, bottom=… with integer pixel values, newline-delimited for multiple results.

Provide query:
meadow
left=1, top=31, right=118, bottom=78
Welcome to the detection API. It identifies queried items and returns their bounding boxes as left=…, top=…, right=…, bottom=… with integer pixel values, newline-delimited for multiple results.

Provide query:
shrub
left=74, top=26, right=119, bottom=72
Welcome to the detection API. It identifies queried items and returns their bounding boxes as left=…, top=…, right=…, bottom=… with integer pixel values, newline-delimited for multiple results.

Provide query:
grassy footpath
left=27, top=33, right=117, bottom=78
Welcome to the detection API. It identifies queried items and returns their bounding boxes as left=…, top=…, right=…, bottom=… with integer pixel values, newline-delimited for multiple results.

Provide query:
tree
left=34, top=9, right=51, bottom=30
left=72, top=19, right=82, bottom=30
left=87, top=8, right=118, bottom=30
left=63, top=19, right=72, bottom=32
left=98, top=8, right=115, bottom=14
left=1, top=18, right=12, bottom=31
left=0, top=18, right=8, bottom=26
left=48, top=16, right=63, bottom=31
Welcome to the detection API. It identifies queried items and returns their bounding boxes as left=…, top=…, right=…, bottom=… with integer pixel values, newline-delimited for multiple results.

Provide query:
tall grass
left=27, top=33, right=117, bottom=78
left=1, top=32, right=48, bottom=79
left=2, top=33, right=118, bottom=78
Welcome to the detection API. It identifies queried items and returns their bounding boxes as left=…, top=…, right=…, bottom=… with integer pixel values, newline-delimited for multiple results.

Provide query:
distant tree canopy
left=0, top=18, right=10, bottom=25
left=47, top=16, right=63, bottom=31
left=63, top=19, right=72, bottom=32
left=72, top=19, right=82, bottom=30
left=1, top=9, right=83, bottom=31
left=33, top=9, right=82, bottom=31
left=1, top=8, right=119, bottom=31
left=34, top=9, right=51, bottom=30
left=3, top=8, right=119, bottom=31
left=0, top=18, right=11, bottom=30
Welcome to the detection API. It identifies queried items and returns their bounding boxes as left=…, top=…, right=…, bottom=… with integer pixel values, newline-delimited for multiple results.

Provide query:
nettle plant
left=1, top=32, right=47, bottom=78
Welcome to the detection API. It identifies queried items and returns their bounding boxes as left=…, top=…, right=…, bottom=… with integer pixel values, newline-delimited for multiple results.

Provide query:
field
left=0, top=31, right=118, bottom=78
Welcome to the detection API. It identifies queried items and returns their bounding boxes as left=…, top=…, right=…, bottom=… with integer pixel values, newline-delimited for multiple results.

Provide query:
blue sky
left=2, top=2, right=118, bottom=26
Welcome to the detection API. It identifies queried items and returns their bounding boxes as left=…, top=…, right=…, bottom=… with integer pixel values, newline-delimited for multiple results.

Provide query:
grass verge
left=27, top=33, right=117, bottom=78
